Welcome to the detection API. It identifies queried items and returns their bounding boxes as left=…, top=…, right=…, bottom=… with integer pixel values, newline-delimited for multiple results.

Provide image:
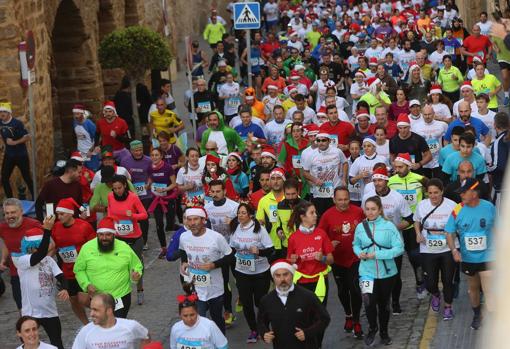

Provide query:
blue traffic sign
left=233, top=2, right=260, bottom=30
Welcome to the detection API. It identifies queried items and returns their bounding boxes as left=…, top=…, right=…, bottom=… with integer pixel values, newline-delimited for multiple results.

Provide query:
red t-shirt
left=51, top=219, right=96, bottom=279
left=0, top=218, right=42, bottom=276
left=318, top=204, right=365, bottom=268
left=107, top=191, right=148, bottom=239
left=463, top=34, right=492, bottom=64
left=97, top=117, right=129, bottom=150
left=250, top=189, right=267, bottom=210
left=319, top=120, right=355, bottom=156
left=368, top=119, right=398, bottom=140
left=287, top=228, right=334, bottom=283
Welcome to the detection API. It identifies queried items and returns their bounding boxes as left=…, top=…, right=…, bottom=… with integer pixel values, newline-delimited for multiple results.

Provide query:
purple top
left=148, top=161, right=175, bottom=185
left=389, top=101, right=410, bottom=121
left=162, top=144, right=183, bottom=167
left=118, top=149, right=152, bottom=199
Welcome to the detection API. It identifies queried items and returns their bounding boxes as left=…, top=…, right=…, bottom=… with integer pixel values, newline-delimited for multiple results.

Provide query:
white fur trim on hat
left=394, top=156, right=412, bottom=167
left=72, top=108, right=86, bottom=114
left=186, top=208, right=207, bottom=218
left=362, top=138, right=377, bottom=147
left=372, top=173, right=388, bottom=180
left=55, top=207, right=74, bottom=214
left=261, top=151, right=277, bottom=160
left=97, top=227, right=116, bottom=234
left=270, top=261, right=296, bottom=275
left=316, top=133, right=330, bottom=139
left=429, top=88, right=442, bottom=95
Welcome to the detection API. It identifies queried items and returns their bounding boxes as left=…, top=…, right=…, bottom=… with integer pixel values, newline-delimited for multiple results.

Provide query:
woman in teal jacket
left=353, top=196, right=404, bottom=347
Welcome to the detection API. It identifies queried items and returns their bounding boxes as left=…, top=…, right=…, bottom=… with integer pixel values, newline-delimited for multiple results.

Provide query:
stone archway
left=125, top=0, right=139, bottom=26
left=51, top=0, right=103, bottom=154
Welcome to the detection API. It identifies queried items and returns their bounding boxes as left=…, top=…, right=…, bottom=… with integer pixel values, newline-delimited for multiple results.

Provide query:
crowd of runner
left=1, top=0, right=509, bottom=348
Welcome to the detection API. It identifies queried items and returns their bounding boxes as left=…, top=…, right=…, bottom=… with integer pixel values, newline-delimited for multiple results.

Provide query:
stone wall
left=0, top=0, right=228, bottom=197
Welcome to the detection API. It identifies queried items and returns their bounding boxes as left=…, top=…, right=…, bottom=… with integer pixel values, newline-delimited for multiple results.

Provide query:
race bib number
left=114, top=297, right=124, bottom=311
left=176, top=338, right=203, bottom=349
left=427, top=139, right=440, bottom=154
left=359, top=276, right=374, bottom=294
left=58, top=246, right=78, bottom=263
left=292, top=155, right=302, bottom=169
left=227, top=96, right=241, bottom=109
left=197, top=101, right=211, bottom=113
left=426, top=234, right=447, bottom=252
left=133, top=182, right=147, bottom=196
left=328, top=135, right=338, bottom=147
left=464, top=233, right=487, bottom=251
left=115, top=220, right=134, bottom=235
left=190, top=268, right=211, bottom=287
left=250, top=57, right=260, bottom=66
left=316, top=181, right=333, bottom=198
left=236, top=253, right=256, bottom=272
left=399, top=189, right=417, bottom=206
left=445, top=46, right=455, bottom=54
left=269, top=204, right=278, bottom=223
left=152, top=182, right=167, bottom=196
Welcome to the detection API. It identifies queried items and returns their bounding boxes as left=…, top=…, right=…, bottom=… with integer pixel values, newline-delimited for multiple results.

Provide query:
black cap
left=101, top=166, right=115, bottom=183
left=455, top=178, right=480, bottom=194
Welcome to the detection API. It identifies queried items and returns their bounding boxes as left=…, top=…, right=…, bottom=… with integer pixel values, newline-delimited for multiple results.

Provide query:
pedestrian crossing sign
left=234, top=2, right=260, bottom=30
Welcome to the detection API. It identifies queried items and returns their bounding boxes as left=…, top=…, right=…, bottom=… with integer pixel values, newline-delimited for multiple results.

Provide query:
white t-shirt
left=476, top=21, right=493, bottom=36
left=409, top=114, right=423, bottom=131
left=176, top=165, right=205, bottom=201
left=453, top=99, right=478, bottom=118
left=429, top=50, right=447, bottom=69
left=264, top=2, right=279, bottom=22
left=300, top=145, right=317, bottom=172
left=431, top=103, right=452, bottom=121
left=72, top=318, right=149, bottom=349
left=206, top=131, right=228, bottom=155
left=14, top=255, right=62, bottom=318
left=230, top=221, right=273, bottom=275
left=362, top=189, right=412, bottom=228
left=302, top=145, right=347, bottom=199
left=414, top=198, right=457, bottom=254
left=472, top=109, right=497, bottom=139
left=286, top=106, right=316, bottom=124
left=204, top=199, right=239, bottom=240
left=262, top=95, right=283, bottom=118
left=364, top=47, right=383, bottom=60
left=17, top=342, right=57, bottom=349
left=170, top=316, right=228, bottom=349
left=349, top=153, right=389, bottom=196
left=412, top=120, right=448, bottom=169
left=91, top=166, right=131, bottom=190
left=179, top=229, right=232, bottom=301
left=347, top=156, right=362, bottom=202
left=74, top=122, right=94, bottom=155
left=311, top=79, right=334, bottom=110
left=376, top=140, right=390, bottom=162
left=399, top=49, right=416, bottom=72
left=265, top=119, right=291, bottom=147
left=218, top=82, right=241, bottom=116
left=381, top=47, right=401, bottom=63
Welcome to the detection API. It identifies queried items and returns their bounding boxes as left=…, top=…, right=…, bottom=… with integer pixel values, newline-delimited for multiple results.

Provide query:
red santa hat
left=56, top=197, right=81, bottom=215
left=304, top=124, right=320, bottom=137
left=267, top=84, right=278, bottom=91
left=270, top=259, right=296, bottom=276
left=72, top=104, right=86, bottom=114
left=288, top=30, right=298, bottom=37
left=286, top=85, right=298, bottom=94
left=228, top=152, right=243, bottom=163
left=185, top=206, right=207, bottom=219
left=372, top=167, right=389, bottom=181
left=356, top=110, right=370, bottom=120
left=97, top=216, right=117, bottom=234
left=290, top=70, right=300, bottom=79
left=429, top=84, right=442, bottom=95
left=70, top=151, right=84, bottom=162
left=461, top=81, right=473, bottom=91
left=394, top=153, right=413, bottom=166
left=396, top=113, right=411, bottom=127
left=354, top=70, right=367, bottom=79
left=369, top=57, right=379, bottom=66
left=205, top=153, right=221, bottom=165
left=270, top=167, right=286, bottom=180
left=366, top=77, right=381, bottom=88
left=317, top=106, right=327, bottom=117
left=409, top=63, right=420, bottom=72
left=261, top=147, right=277, bottom=160
left=103, top=101, right=117, bottom=114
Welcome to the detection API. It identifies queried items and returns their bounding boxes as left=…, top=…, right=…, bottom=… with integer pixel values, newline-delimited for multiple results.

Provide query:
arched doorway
left=51, top=0, right=103, bottom=155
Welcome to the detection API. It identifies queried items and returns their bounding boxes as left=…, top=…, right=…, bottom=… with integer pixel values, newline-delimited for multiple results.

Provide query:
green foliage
left=98, top=26, right=171, bottom=79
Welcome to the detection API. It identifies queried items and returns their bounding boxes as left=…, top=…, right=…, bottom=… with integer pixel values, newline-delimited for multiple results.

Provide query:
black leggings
left=332, top=262, right=362, bottom=323
left=299, top=275, right=329, bottom=346
left=421, top=252, right=455, bottom=304
left=153, top=199, right=176, bottom=247
left=139, top=198, right=151, bottom=245
left=234, top=270, right=271, bottom=331
left=38, top=316, right=63, bottom=349
left=392, top=255, right=403, bottom=306
left=1, top=154, right=34, bottom=198
left=403, top=228, right=423, bottom=285
left=221, top=264, right=233, bottom=313
left=363, top=275, right=397, bottom=335
left=113, top=292, right=132, bottom=318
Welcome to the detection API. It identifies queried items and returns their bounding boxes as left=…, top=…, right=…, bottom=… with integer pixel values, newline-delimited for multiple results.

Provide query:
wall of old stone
left=0, top=0, right=228, bottom=197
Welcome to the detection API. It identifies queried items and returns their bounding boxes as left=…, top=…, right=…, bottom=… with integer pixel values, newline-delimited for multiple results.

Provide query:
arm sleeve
left=129, top=246, right=144, bottom=275
left=35, top=185, right=48, bottom=221
left=257, top=298, right=272, bottom=337
left=212, top=249, right=234, bottom=269
left=210, top=321, right=229, bottom=349
left=29, top=229, right=52, bottom=266
left=352, top=227, right=362, bottom=256
left=73, top=245, right=91, bottom=291
left=504, top=33, right=510, bottom=51
left=302, top=293, right=331, bottom=339
left=131, top=196, right=148, bottom=221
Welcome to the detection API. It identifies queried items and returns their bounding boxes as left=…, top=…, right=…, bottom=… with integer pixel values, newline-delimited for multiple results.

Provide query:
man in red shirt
left=369, top=106, right=398, bottom=139
left=51, top=197, right=96, bottom=324
left=0, top=198, right=44, bottom=310
left=319, top=104, right=355, bottom=156
left=318, top=186, right=365, bottom=339
left=250, top=168, right=271, bottom=209
left=260, top=32, right=280, bottom=62
left=96, top=101, right=130, bottom=151
left=461, top=24, right=493, bottom=65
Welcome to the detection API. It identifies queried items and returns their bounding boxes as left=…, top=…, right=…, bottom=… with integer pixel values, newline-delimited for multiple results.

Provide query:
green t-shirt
left=437, top=66, right=464, bottom=92
left=388, top=172, right=425, bottom=213
left=472, top=74, right=501, bottom=109
left=306, top=31, right=322, bottom=49
left=493, top=36, right=510, bottom=64
left=90, top=181, right=136, bottom=208
left=359, top=91, right=391, bottom=115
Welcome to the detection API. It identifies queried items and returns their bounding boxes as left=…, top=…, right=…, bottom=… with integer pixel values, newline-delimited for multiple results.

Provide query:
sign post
left=233, top=1, right=260, bottom=88
left=185, top=36, right=197, bottom=142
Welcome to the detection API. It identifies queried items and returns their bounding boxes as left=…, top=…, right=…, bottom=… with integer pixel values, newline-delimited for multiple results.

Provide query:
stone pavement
left=0, top=220, right=429, bottom=348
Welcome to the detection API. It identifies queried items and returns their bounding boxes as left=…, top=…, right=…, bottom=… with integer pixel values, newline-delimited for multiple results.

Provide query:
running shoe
left=392, top=303, right=402, bottom=315
left=443, top=307, right=454, bottom=321
left=416, top=284, right=428, bottom=300
left=158, top=247, right=167, bottom=259
left=380, top=335, right=393, bottom=346
left=224, top=312, right=235, bottom=327
left=142, top=243, right=148, bottom=251
left=246, top=331, right=258, bottom=343
left=353, top=323, right=363, bottom=339
left=505, top=96, right=510, bottom=107
left=235, top=298, right=243, bottom=313
left=137, top=291, right=144, bottom=305
left=471, top=314, right=482, bottom=330
left=431, top=294, right=441, bottom=312
left=364, top=327, right=378, bottom=347
left=344, top=317, right=353, bottom=333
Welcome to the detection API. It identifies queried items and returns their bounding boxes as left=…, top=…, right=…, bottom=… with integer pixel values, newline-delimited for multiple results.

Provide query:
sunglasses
left=206, top=148, right=217, bottom=151
left=316, top=139, right=329, bottom=143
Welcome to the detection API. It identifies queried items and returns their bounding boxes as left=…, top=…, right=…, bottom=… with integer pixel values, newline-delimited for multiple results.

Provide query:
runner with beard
left=73, top=217, right=143, bottom=318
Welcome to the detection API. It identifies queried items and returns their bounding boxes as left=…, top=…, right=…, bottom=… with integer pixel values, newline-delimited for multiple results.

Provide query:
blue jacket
left=353, top=216, right=404, bottom=279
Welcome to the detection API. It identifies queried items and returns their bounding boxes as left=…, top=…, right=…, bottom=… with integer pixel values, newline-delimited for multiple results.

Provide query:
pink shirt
left=107, top=191, right=148, bottom=239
